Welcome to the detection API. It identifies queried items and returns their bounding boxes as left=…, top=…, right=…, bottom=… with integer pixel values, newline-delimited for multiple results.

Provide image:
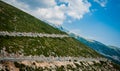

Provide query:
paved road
left=0, top=32, right=108, bottom=62
left=0, top=56, right=107, bottom=62
left=0, top=31, right=69, bottom=38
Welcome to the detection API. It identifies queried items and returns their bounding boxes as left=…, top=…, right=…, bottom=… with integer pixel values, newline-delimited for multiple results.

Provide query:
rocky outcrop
left=0, top=59, right=119, bottom=71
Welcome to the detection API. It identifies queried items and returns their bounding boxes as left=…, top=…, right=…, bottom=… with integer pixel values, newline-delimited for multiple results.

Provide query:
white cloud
left=35, top=0, right=57, bottom=8
left=2, top=0, right=91, bottom=25
left=34, top=7, right=65, bottom=25
left=60, top=0, right=91, bottom=19
left=94, top=0, right=108, bottom=7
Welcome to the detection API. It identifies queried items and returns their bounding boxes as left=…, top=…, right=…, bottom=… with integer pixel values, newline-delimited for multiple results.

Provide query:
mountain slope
left=56, top=25, right=120, bottom=65
left=77, top=36, right=120, bottom=64
left=0, top=1, right=65, bottom=34
left=0, top=1, right=101, bottom=57
left=68, top=32, right=120, bottom=64
left=0, top=1, right=120, bottom=71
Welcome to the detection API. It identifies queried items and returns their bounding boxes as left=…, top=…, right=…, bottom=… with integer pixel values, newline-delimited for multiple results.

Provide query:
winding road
left=0, top=56, right=107, bottom=62
left=0, top=31, right=108, bottom=62
left=0, top=31, right=69, bottom=38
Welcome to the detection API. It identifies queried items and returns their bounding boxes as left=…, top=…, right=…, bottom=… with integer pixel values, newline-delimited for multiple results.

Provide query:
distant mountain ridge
left=56, top=25, right=120, bottom=65
left=0, top=1, right=120, bottom=70
left=0, top=0, right=101, bottom=57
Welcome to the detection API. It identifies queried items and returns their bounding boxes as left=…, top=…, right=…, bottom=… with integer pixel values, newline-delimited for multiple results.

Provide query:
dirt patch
left=21, top=60, right=75, bottom=68
left=0, top=61, right=19, bottom=71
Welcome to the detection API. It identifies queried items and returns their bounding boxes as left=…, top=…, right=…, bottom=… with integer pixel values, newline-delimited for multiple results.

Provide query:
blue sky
left=2, top=0, right=120, bottom=47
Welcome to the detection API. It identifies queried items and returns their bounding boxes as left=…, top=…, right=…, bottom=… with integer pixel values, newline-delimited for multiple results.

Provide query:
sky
left=2, top=0, right=120, bottom=47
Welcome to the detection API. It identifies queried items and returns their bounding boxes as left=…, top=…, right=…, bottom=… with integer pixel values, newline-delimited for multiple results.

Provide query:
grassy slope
left=0, top=1, right=65, bottom=34
left=0, top=1, right=102, bottom=57
left=0, top=36, right=101, bottom=57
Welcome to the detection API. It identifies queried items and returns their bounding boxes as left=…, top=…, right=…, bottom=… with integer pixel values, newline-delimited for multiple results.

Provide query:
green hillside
left=0, top=1, right=101, bottom=57
left=0, top=36, right=100, bottom=57
left=0, top=1, right=65, bottom=34
left=1, top=1, right=120, bottom=71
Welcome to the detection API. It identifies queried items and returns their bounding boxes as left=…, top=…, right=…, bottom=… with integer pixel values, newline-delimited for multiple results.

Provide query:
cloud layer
left=3, top=0, right=91, bottom=25
left=94, top=0, right=108, bottom=7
